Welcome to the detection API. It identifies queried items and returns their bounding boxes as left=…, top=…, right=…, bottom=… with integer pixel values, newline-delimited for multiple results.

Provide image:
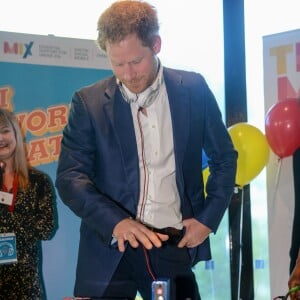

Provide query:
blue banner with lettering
left=0, top=31, right=112, bottom=299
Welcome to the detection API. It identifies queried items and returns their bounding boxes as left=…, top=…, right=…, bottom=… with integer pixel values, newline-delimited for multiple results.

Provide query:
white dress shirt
left=122, top=68, right=183, bottom=230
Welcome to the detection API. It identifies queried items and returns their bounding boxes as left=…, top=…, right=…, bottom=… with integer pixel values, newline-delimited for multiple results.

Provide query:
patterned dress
left=0, top=168, right=55, bottom=300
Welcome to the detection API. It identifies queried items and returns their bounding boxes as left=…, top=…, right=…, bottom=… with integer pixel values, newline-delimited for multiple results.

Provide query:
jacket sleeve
left=199, top=78, right=238, bottom=232
left=55, top=92, right=131, bottom=245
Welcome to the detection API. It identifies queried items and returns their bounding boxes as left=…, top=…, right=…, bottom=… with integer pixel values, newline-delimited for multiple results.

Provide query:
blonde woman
left=0, top=108, right=56, bottom=299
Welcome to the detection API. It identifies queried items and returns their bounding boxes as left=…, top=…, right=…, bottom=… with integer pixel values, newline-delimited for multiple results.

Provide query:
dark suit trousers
left=101, top=243, right=201, bottom=300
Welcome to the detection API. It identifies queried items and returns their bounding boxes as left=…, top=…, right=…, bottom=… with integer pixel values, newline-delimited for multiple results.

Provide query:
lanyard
left=2, top=174, right=19, bottom=212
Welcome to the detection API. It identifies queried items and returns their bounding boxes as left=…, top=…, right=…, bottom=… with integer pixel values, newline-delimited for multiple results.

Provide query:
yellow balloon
left=228, top=122, right=270, bottom=187
left=202, top=166, right=210, bottom=196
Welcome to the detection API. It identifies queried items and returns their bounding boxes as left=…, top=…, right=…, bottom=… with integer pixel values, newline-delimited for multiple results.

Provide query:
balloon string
left=237, top=187, right=244, bottom=300
left=270, top=157, right=282, bottom=220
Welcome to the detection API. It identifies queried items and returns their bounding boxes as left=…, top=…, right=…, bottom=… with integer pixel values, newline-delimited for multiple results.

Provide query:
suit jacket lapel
left=103, top=83, right=140, bottom=206
left=164, top=69, right=189, bottom=172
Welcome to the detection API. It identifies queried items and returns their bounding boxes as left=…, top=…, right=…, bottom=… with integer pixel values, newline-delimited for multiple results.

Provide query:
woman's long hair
left=0, top=108, right=29, bottom=189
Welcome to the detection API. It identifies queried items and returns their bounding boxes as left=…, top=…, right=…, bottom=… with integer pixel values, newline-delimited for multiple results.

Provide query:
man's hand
left=112, top=218, right=169, bottom=252
left=177, top=218, right=212, bottom=248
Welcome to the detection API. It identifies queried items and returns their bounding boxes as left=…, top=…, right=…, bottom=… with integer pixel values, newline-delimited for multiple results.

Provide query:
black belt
left=143, top=224, right=184, bottom=245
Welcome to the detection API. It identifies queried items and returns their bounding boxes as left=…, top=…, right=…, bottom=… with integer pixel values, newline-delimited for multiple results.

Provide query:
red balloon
left=265, top=99, right=300, bottom=158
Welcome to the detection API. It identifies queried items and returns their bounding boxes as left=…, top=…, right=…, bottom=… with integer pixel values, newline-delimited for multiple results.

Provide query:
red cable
left=137, top=109, right=148, bottom=221
left=143, top=246, right=156, bottom=281
left=137, top=108, right=157, bottom=281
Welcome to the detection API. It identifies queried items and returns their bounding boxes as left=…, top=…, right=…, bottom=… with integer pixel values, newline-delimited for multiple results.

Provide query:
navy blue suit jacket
left=56, top=67, right=237, bottom=296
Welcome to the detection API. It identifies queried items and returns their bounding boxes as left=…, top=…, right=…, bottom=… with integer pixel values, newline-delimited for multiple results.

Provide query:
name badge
left=0, top=233, right=17, bottom=264
left=0, top=191, right=13, bottom=206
